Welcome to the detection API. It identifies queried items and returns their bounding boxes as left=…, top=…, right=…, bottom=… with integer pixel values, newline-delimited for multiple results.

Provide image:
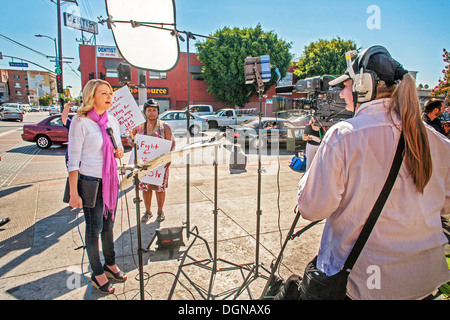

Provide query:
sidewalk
left=0, top=130, right=322, bottom=300
left=0, top=129, right=447, bottom=301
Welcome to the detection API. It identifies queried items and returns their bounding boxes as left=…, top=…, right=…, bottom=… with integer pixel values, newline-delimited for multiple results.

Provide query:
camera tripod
left=259, top=207, right=321, bottom=299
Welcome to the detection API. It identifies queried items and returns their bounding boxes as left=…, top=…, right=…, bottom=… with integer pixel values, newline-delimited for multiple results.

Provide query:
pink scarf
left=87, top=109, right=118, bottom=221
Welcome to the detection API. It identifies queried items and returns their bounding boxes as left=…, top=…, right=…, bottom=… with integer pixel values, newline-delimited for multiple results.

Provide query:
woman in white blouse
left=298, top=46, right=449, bottom=299
left=67, top=79, right=126, bottom=294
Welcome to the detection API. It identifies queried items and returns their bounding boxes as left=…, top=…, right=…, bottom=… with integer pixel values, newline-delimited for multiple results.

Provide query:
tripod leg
left=134, top=176, right=146, bottom=300
left=259, top=209, right=302, bottom=299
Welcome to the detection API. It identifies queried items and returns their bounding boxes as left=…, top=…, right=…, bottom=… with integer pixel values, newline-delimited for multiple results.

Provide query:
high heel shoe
left=104, top=264, right=127, bottom=282
left=91, top=275, right=115, bottom=294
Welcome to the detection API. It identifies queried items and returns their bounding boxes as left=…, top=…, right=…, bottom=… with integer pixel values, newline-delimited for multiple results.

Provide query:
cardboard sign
left=108, top=85, right=145, bottom=134
left=129, top=134, right=173, bottom=187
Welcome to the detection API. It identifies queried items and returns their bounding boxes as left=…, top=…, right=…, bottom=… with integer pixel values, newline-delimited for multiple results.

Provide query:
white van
left=186, top=105, right=214, bottom=116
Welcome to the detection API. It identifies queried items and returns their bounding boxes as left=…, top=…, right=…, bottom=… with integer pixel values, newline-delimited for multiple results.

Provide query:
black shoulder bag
left=63, top=176, right=100, bottom=209
left=299, top=133, right=405, bottom=300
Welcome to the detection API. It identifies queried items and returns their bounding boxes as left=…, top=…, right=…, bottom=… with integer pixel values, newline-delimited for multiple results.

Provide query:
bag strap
left=342, top=132, right=405, bottom=273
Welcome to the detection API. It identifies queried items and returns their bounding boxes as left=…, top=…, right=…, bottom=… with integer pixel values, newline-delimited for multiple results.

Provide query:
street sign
left=55, top=66, right=61, bottom=75
left=9, top=62, right=28, bottom=68
left=63, top=12, right=98, bottom=34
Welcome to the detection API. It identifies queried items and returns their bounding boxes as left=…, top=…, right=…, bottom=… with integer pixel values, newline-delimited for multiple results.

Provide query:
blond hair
left=379, top=74, right=432, bottom=193
left=77, top=79, right=113, bottom=117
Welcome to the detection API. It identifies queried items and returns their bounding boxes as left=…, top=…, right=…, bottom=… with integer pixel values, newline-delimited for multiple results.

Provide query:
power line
left=0, top=34, right=50, bottom=58
left=1, top=54, right=54, bottom=73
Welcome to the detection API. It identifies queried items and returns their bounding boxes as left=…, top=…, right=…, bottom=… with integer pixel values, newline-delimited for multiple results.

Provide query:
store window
left=149, top=71, right=167, bottom=79
left=106, top=68, right=118, bottom=78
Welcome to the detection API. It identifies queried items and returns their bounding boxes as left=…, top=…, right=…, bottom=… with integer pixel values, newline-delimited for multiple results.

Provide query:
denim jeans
left=80, top=174, right=116, bottom=276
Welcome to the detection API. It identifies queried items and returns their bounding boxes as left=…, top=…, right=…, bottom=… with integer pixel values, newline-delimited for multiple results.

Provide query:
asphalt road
left=0, top=111, right=296, bottom=156
left=0, top=111, right=48, bottom=136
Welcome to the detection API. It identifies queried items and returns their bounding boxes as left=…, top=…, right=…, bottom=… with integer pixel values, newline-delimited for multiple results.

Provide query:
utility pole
left=56, top=0, right=78, bottom=111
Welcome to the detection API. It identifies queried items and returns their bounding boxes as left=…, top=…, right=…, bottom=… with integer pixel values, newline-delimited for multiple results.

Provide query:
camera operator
left=297, top=46, right=450, bottom=299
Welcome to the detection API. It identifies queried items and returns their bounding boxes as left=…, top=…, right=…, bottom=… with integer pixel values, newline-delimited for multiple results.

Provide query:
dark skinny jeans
left=80, top=174, right=116, bottom=276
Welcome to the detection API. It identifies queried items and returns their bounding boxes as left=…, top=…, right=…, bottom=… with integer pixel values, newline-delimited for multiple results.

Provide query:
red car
left=22, top=114, right=74, bottom=149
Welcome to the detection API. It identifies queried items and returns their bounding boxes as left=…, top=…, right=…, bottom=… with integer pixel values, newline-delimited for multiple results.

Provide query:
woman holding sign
left=67, top=79, right=126, bottom=294
left=132, top=99, right=175, bottom=223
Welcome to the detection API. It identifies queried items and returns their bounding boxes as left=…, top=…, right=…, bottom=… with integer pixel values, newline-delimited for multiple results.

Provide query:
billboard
left=27, top=71, right=54, bottom=103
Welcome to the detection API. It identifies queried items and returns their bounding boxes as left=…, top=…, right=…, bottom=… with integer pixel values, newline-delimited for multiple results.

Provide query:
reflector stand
left=166, top=143, right=256, bottom=300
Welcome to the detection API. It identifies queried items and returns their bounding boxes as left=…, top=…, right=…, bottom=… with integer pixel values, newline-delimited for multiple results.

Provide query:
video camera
left=273, top=75, right=354, bottom=127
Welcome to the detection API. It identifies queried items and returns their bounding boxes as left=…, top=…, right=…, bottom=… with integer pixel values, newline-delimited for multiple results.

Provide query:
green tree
left=38, top=94, right=53, bottom=106
left=294, top=38, right=358, bottom=79
left=431, top=48, right=449, bottom=104
left=196, top=24, right=293, bottom=107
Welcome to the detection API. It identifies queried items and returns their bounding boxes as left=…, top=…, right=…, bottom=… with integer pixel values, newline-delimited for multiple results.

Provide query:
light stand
left=114, top=72, right=146, bottom=299
left=131, top=143, right=146, bottom=300
left=170, top=29, right=217, bottom=241
left=231, top=59, right=273, bottom=298
left=117, top=140, right=147, bottom=300
left=98, top=16, right=218, bottom=241
left=167, top=141, right=254, bottom=300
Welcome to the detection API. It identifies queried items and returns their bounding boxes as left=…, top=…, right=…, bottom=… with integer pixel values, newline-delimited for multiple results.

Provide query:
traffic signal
left=56, top=75, right=63, bottom=93
left=89, top=72, right=95, bottom=80
left=117, top=63, right=131, bottom=84
left=100, top=72, right=105, bottom=80
left=138, top=69, right=146, bottom=88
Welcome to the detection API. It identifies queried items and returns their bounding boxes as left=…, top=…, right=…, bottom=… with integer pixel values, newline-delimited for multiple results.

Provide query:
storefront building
left=78, top=44, right=297, bottom=114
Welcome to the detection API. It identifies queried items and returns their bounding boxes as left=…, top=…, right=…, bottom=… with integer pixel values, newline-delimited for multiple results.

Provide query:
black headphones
left=350, top=46, right=388, bottom=103
left=348, top=45, right=407, bottom=104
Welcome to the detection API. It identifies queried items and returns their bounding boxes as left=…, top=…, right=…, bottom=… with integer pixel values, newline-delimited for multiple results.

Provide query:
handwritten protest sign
left=108, top=85, right=145, bottom=134
left=128, top=134, right=172, bottom=186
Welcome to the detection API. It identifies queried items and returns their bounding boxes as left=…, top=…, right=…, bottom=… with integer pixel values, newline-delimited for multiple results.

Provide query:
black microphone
left=106, top=127, right=118, bottom=149
left=275, top=85, right=295, bottom=94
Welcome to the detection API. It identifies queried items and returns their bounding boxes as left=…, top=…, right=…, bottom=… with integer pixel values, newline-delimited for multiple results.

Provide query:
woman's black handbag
left=63, top=177, right=100, bottom=208
left=299, top=133, right=405, bottom=300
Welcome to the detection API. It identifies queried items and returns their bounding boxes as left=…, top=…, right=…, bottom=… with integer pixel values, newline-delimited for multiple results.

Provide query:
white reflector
left=105, top=0, right=179, bottom=71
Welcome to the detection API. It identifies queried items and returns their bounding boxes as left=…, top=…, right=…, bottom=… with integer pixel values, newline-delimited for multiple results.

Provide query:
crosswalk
left=0, top=142, right=40, bottom=189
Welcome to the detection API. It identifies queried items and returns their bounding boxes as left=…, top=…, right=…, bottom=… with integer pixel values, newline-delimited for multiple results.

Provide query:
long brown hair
left=379, top=74, right=432, bottom=193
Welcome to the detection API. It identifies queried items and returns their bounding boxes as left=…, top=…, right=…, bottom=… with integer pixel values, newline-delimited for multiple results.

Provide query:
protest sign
left=129, top=134, right=172, bottom=187
left=108, top=85, right=145, bottom=134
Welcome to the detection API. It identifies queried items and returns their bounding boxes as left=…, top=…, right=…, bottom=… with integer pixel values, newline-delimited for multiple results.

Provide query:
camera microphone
left=275, top=85, right=295, bottom=94
left=106, top=127, right=118, bottom=150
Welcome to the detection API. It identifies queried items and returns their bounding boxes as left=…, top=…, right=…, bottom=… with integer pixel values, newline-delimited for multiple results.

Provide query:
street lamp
left=35, top=34, right=58, bottom=64
left=35, top=34, right=61, bottom=110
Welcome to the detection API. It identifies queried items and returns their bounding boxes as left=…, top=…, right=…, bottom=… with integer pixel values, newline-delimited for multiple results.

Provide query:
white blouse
left=298, top=98, right=450, bottom=300
left=67, top=114, right=122, bottom=179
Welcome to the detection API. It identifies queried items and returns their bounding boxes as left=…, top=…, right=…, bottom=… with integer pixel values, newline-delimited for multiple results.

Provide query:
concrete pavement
left=0, top=127, right=324, bottom=300
left=0, top=124, right=448, bottom=301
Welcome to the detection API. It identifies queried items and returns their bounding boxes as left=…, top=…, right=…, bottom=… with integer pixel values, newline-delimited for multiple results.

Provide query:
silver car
left=159, top=110, right=209, bottom=135
left=0, top=107, right=23, bottom=122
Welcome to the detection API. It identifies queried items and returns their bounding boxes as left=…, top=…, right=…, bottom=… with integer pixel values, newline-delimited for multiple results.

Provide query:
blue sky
left=1, top=0, right=448, bottom=97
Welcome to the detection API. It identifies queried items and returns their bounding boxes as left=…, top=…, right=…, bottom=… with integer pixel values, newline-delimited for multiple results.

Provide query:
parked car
left=0, top=107, right=23, bottom=122
left=49, top=106, right=60, bottom=115
left=159, top=110, right=209, bottom=135
left=22, top=114, right=74, bottom=149
left=21, top=104, right=32, bottom=112
left=184, top=105, right=214, bottom=116
left=202, top=108, right=257, bottom=129
left=225, top=118, right=296, bottom=149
